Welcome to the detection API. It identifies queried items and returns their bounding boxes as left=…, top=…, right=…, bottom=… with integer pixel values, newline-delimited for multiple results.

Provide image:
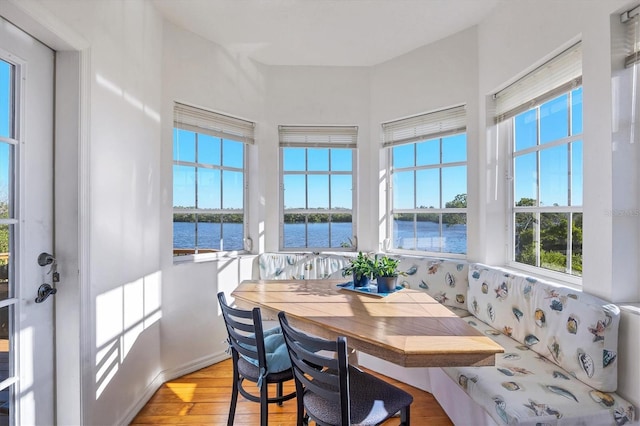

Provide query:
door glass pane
left=0, top=143, right=9, bottom=218
left=0, top=225, right=10, bottom=299
left=0, top=60, right=11, bottom=139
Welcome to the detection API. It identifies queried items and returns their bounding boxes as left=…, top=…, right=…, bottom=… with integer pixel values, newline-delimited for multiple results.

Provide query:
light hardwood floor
left=130, top=359, right=454, bottom=425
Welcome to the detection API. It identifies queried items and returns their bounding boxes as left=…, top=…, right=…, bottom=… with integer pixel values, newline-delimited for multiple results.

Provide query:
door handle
left=35, top=283, right=57, bottom=303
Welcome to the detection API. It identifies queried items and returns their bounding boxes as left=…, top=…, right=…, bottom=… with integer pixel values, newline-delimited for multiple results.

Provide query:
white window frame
left=495, top=42, right=583, bottom=282
left=278, top=125, right=358, bottom=251
left=172, top=103, right=253, bottom=260
left=383, top=105, right=467, bottom=257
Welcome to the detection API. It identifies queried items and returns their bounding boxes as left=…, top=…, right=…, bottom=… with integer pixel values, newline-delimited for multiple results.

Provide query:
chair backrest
left=278, top=311, right=350, bottom=425
left=217, top=292, right=268, bottom=372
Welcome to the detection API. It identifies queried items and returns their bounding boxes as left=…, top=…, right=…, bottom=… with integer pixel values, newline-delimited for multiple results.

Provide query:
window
left=279, top=125, right=357, bottom=250
left=383, top=106, right=467, bottom=254
left=173, top=103, right=254, bottom=256
left=495, top=42, right=583, bottom=276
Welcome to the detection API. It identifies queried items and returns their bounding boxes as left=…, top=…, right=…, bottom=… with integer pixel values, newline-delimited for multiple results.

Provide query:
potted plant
left=373, top=255, right=403, bottom=293
left=342, top=252, right=375, bottom=287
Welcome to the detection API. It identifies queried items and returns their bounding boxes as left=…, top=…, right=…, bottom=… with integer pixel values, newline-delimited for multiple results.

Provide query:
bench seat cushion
left=442, top=317, right=636, bottom=426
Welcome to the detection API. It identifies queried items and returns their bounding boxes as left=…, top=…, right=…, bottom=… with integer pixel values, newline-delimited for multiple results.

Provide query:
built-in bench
left=254, top=252, right=636, bottom=425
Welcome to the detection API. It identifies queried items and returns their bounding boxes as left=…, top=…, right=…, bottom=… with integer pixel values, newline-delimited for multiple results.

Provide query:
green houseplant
left=342, top=252, right=375, bottom=287
left=373, top=255, right=402, bottom=293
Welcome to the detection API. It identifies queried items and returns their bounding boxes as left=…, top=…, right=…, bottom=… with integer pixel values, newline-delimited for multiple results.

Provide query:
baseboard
left=118, top=350, right=230, bottom=425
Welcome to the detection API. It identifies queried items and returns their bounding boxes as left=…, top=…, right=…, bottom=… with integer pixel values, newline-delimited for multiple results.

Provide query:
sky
left=1, top=60, right=11, bottom=208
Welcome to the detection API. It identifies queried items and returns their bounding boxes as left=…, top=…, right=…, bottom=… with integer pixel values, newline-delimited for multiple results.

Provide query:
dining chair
left=278, top=311, right=414, bottom=426
left=217, top=292, right=296, bottom=426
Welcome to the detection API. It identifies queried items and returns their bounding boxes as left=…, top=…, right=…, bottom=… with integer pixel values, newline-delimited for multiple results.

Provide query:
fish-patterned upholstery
left=257, top=252, right=352, bottom=280
left=441, top=263, right=635, bottom=425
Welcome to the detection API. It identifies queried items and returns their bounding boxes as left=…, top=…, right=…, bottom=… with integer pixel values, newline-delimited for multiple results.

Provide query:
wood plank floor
left=130, top=359, right=454, bottom=425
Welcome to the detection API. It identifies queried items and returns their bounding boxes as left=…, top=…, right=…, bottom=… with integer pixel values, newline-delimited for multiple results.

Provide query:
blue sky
left=1, top=60, right=11, bottom=208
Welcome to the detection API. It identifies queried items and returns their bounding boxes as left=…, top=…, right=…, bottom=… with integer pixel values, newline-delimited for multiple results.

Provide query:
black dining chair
left=217, top=292, right=296, bottom=426
left=278, top=311, right=413, bottom=426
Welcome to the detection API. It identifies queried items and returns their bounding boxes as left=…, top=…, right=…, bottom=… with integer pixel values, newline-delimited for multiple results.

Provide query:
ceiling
left=152, top=0, right=501, bottom=67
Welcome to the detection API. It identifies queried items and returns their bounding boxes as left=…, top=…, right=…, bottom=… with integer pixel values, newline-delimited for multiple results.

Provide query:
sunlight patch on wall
left=95, top=73, right=160, bottom=123
left=94, top=271, right=163, bottom=399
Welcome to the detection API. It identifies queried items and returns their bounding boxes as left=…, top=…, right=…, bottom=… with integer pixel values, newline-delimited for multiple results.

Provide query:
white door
left=0, top=17, right=55, bottom=425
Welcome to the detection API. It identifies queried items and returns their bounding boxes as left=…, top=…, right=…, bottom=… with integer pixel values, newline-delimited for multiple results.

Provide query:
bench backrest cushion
left=387, top=255, right=469, bottom=314
left=467, top=263, right=620, bottom=392
left=257, top=253, right=352, bottom=280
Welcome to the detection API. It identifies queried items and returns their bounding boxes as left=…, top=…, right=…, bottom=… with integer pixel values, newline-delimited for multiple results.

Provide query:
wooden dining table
left=231, top=279, right=504, bottom=368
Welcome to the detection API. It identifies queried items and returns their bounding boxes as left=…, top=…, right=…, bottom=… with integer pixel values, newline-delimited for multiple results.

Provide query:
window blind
left=622, top=5, right=640, bottom=67
left=381, top=105, right=466, bottom=148
left=174, top=102, right=255, bottom=144
left=278, top=125, right=358, bottom=148
left=493, top=42, right=582, bottom=123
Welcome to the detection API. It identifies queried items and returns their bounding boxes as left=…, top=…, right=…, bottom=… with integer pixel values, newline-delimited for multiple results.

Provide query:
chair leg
left=277, top=381, right=284, bottom=406
left=260, top=382, right=268, bottom=426
left=227, top=370, right=240, bottom=426
left=400, top=405, right=410, bottom=426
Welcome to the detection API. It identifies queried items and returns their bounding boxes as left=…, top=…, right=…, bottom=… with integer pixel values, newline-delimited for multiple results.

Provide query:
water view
left=174, top=220, right=467, bottom=254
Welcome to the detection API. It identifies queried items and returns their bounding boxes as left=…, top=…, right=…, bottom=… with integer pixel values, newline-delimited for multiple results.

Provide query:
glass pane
left=442, top=213, right=467, bottom=254
left=283, top=214, right=305, bottom=248
left=415, top=213, right=440, bottom=252
left=540, top=94, right=569, bottom=144
left=0, top=305, right=12, bottom=385
left=196, top=214, right=221, bottom=251
left=331, top=215, right=353, bottom=248
left=222, top=139, right=243, bottom=168
left=222, top=170, right=243, bottom=209
left=514, top=153, right=537, bottom=206
left=197, top=168, right=220, bottom=209
left=514, top=109, right=537, bottom=151
left=416, top=139, right=439, bottom=166
left=173, top=165, right=196, bottom=208
left=571, top=87, right=583, bottom=135
left=442, top=166, right=466, bottom=209
left=330, top=175, right=352, bottom=210
left=393, top=171, right=414, bottom=209
left=173, top=214, right=196, bottom=250
left=0, top=143, right=10, bottom=218
left=173, top=129, right=196, bottom=162
left=308, top=148, right=329, bottom=171
left=540, top=145, right=568, bottom=206
left=222, top=219, right=244, bottom=251
left=0, top=61, right=11, bottom=139
left=283, top=148, right=305, bottom=171
left=392, top=144, right=414, bottom=169
left=0, top=224, right=9, bottom=300
left=307, top=216, right=329, bottom=248
left=571, top=141, right=583, bottom=206
left=198, top=134, right=220, bottom=165
left=393, top=213, right=416, bottom=250
left=442, top=134, right=466, bottom=163
left=284, top=175, right=305, bottom=209
left=571, top=213, right=583, bottom=276
left=540, top=212, right=569, bottom=274
left=416, top=169, right=439, bottom=209
left=515, top=212, right=537, bottom=266
left=307, top=175, right=329, bottom=209
left=330, top=149, right=352, bottom=171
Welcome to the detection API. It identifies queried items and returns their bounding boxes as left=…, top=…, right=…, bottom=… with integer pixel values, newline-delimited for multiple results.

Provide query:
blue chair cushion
left=240, top=327, right=292, bottom=374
